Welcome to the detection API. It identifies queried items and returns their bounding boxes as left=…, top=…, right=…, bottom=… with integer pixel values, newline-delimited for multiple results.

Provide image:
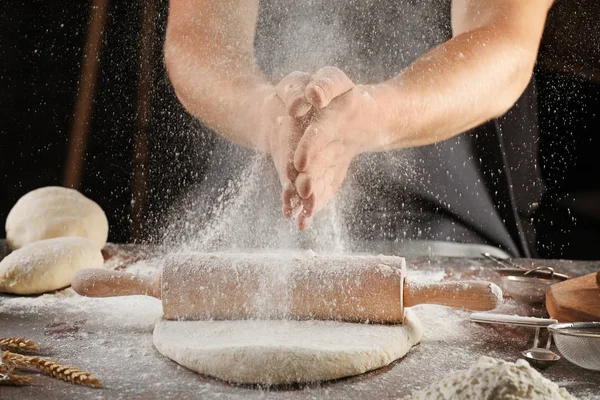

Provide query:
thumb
left=305, top=66, right=354, bottom=109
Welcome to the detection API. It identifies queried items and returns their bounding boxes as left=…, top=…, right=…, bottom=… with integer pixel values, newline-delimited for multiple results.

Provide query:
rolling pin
left=72, top=253, right=502, bottom=323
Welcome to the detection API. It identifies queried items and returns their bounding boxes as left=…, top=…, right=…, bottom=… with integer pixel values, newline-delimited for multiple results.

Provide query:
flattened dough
left=153, top=310, right=422, bottom=384
left=6, top=186, right=109, bottom=250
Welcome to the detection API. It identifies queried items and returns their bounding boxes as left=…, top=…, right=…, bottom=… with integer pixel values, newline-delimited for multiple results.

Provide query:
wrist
left=237, top=84, right=277, bottom=153
left=360, top=82, right=417, bottom=151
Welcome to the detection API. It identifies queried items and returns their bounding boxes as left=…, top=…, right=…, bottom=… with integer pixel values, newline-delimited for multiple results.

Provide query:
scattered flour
left=406, top=356, right=577, bottom=400
left=0, top=258, right=163, bottom=326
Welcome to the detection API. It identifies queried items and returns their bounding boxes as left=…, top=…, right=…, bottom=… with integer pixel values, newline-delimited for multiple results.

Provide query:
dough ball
left=0, top=237, right=104, bottom=295
left=6, top=186, right=109, bottom=250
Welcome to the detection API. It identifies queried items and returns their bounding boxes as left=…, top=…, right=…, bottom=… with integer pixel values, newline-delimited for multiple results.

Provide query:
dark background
left=0, top=1, right=213, bottom=244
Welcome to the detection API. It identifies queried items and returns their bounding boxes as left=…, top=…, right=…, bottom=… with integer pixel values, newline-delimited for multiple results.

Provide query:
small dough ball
left=6, top=186, right=109, bottom=250
left=0, top=237, right=104, bottom=295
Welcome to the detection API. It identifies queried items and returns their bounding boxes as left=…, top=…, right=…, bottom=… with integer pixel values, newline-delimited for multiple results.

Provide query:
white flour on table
left=405, top=356, right=577, bottom=400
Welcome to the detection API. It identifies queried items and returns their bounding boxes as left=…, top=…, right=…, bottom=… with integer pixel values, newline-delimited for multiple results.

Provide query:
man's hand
left=291, top=67, right=389, bottom=230
left=268, top=72, right=313, bottom=220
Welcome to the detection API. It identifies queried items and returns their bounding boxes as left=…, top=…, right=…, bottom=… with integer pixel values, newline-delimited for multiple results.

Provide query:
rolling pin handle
left=404, top=280, right=503, bottom=311
left=71, top=268, right=161, bottom=299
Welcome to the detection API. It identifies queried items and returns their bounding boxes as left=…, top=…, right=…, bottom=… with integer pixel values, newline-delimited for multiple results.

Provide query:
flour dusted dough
left=153, top=310, right=422, bottom=384
left=0, top=237, right=104, bottom=295
left=407, top=356, right=576, bottom=400
left=5, top=186, right=109, bottom=250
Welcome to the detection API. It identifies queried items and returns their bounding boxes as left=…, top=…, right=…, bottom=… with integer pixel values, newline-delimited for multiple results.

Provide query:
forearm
left=165, top=0, right=271, bottom=152
left=372, top=1, right=551, bottom=149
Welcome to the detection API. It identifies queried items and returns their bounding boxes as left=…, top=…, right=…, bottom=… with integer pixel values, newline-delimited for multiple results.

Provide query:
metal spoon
left=470, top=313, right=561, bottom=369
left=521, top=327, right=561, bottom=369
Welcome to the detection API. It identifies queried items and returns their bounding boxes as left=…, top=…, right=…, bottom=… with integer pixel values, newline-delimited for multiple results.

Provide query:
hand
left=292, top=67, right=389, bottom=230
left=264, top=72, right=313, bottom=220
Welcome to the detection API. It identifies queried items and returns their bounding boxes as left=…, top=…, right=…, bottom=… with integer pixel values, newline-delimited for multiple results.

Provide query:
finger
left=302, top=162, right=349, bottom=218
left=294, top=115, right=339, bottom=172
left=297, top=213, right=313, bottom=231
left=296, top=167, right=338, bottom=230
left=295, top=146, right=336, bottom=199
left=277, top=116, right=304, bottom=219
left=275, top=71, right=312, bottom=117
left=300, top=193, right=317, bottom=219
left=278, top=116, right=303, bottom=183
left=304, top=168, right=335, bottom=217
left=295, top=154, right=335, bottom=200
left=282, top=183, right=302, bottom=219
left=297, top=194, right=316, bottom=230
left=294, top=140, right=345, bottom=198
left=305, top=66, right=354, bottom=109
left=295, top=173, right=312, bottom=200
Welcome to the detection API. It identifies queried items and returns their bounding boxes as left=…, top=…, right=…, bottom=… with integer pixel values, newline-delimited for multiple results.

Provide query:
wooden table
left=1, top=243, right=599, bottom=400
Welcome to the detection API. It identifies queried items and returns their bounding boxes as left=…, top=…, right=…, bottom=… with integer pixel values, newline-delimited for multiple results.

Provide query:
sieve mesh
left=549, top=323, right=600, bottom=371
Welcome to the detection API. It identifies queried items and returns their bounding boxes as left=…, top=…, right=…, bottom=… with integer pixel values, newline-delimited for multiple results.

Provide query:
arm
left=164, top=0, right=270, bottom=151
left=376, top=0, right=554, bottom=148
left=291, top=0, right=554, bottom=229
left=166, top=0, right=313, bottom=219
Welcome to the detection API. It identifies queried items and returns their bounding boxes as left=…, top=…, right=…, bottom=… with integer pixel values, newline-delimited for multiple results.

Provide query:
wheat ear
left=19, top=355, right=102, bottom=388
left=0, top=372, right=34, bottom=386
left=0, top=353, right=34, bottom=386
left=0, top=337, right=40, bottom=352
left=3, top=351, right=31, bottom=369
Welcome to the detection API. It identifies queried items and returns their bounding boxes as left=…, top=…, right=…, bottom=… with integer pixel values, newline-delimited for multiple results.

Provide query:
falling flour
left=406, top=356, right=577, bottom=400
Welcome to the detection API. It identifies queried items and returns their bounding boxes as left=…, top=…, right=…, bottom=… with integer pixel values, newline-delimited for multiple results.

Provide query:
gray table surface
left=1, top=243, right=599, bottom=400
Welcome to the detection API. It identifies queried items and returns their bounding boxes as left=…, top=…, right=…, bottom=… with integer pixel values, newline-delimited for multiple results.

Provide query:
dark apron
left=252, top=0, right=544, bottom=257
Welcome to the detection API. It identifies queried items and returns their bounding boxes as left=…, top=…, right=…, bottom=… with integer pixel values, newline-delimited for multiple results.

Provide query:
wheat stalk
left=0, top=337, right=40, bottom=352
left=2, top=346, right=101, bottom=388
left=15, top=354, right=102, bottom=388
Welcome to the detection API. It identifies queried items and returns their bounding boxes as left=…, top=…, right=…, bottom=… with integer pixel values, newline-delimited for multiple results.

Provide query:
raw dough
left=0, top=237, right=104, bottom=295
left=406, top=356, right=576, bottom=400
left=153, top=310, right=422, bottom=385
left=5, top=186, right=109, bottom=250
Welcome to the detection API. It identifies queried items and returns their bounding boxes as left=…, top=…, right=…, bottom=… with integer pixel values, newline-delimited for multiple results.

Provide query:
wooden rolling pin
left=72, top=253, right=502, bottom=323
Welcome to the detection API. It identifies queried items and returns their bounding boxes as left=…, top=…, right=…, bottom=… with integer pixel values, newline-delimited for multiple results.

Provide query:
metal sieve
left=548, top=322, right=600, bottom=371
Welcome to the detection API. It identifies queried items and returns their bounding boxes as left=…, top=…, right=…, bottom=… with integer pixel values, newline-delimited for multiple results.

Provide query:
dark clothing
left=254, top=0, right=600, bottom=259
left=255, top=0, right=538, bottom=256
